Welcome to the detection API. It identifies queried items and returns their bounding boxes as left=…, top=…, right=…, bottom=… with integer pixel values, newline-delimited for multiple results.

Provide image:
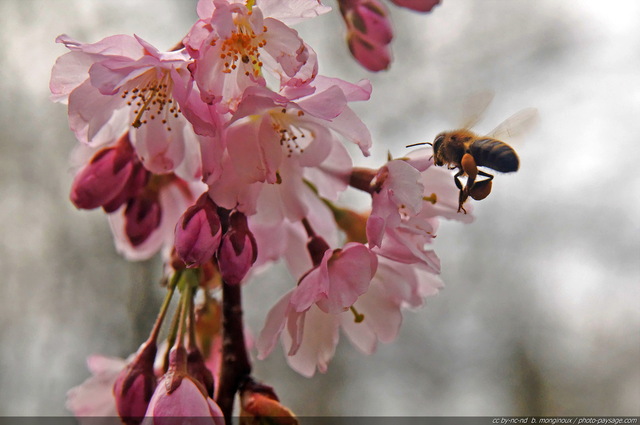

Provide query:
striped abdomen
left=468, top=138, right=519, bottom=172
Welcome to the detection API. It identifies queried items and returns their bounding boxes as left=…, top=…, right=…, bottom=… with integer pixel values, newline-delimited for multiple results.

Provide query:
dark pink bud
left=103, top=163, right=150, bottom=213
left=174, top=194, right=222, bottom=268
left=350, top=0, right=393, bottom=45
left=217, top=211, right=257, bottom=285
left=113, top=341, right=157, bottom=425
left=70, top=139, right=136, bottom=210
left=307, top=235, right=331, bottom=267
left=187, top=347, right=215, bottom=398
left=390, top=0, right=440, bottom=12
left=125, top=195, right=162, bottom=246
left=145, top=346, right=224, bottom=422
left=347, top=33, right=392, bottom=72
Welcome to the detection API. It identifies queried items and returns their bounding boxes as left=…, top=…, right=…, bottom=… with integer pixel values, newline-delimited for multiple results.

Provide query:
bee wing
left=487, top=107, right=539, bottom=140
left=459, top=91, right=495, bottom=129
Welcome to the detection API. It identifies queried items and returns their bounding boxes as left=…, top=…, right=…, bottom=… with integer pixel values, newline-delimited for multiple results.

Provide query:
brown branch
left=216, top=280, right=252, bottom=423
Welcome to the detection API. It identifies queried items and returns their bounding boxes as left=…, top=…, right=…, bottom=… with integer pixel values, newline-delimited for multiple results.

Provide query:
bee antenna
left=406, top=142, right=432, bottom=148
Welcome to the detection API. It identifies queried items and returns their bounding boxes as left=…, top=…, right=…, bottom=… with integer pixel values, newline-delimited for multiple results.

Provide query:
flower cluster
left=53, top=0, right=468, bottom=421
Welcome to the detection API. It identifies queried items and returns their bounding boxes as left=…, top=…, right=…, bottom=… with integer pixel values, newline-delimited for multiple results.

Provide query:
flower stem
left=148, top=270, right=180, bottom=344
left=175, top=270, right=197, bottom=349
left=216, top=280, right=252, bottom=423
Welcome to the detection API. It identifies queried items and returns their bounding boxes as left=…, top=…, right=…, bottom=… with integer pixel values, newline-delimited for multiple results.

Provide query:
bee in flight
left=408, top=93, right=538, bottom=213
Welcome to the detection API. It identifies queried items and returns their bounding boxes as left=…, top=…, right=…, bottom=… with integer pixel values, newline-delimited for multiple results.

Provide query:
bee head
left=432, top=134, right=445, bottom=165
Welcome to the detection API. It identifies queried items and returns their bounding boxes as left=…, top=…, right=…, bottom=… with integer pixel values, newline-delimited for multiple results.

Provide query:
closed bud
left=390, top=0, right=441, bottom=13
left=347, top=33, right=391, bottom=72
left=217, top=211, right=257, bottom=285
left=240, top=379, right=298, bottom=425
left=103, top=163, right=149, bottom=213
left=350, top=0, right=393, bottom=45
left=124, top=194, right=162, bottom=247
left=174, top=194, right=222, bottom=268
left=113, top=340, right=157, bottom=425
left=306, top=235, right=331, bottom=267
left=187, top=347, right=215, bottom=398
left=70, top=135, right=136, bottom=210
left=144, top=347, right=224, bottom=424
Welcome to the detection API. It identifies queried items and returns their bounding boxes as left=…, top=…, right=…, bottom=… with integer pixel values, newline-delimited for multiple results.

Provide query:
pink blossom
left=366, top=159, right=425, bottom=247
left=249, top=185, right=339, bottom=278
left=66, top=355, right=126, bottom=419
left=223, top=77, right=371, bottom=186
left=290, top=242, right=378, bottom=314
left=341, top=257, right=443, bottom=354
left=256, top=257, right=443, bottom=377
left=256, top=291, right=339, bottom=377
left=51, top=34, right=203, bottom=179
left=185, top=0, right=317, bottom=112
left=174, top=193, right=223, bottom=268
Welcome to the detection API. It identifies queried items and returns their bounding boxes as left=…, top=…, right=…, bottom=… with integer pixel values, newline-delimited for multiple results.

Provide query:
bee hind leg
left=469, top=170, right=494, bottom=201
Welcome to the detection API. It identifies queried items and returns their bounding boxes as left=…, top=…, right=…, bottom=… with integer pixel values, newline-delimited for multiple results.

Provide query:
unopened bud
left=187, top=347, right=215, bottom=398
left=347, top=33, right=392, bottom=72
left=174, top=194, right=222, bottom=268
left=124, top=195, right=162, bottom=246
left=70, top=136, right=136, bottom=210
left=103, top=163, right=149, bottom=213
left=349, top=0, right=393, bottom=45
left=390, top=0, right=441, bottom=13
left=217, top=211, right=257, bottom=285
left=113, top=340, right=157, bottom=425
left=306, top=235, right=331, bottom=266
left=240, top=379, right=298, bottom=425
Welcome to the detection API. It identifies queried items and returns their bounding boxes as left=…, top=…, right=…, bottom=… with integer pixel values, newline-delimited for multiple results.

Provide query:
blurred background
left=1, top=0, right=638, bottom=417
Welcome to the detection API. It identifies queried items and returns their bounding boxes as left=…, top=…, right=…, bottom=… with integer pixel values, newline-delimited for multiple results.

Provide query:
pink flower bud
left=306, top=235, right=331, bottom=267
left=390, top=0, right=441, bottom=12
left=144, top=346, right=224, bottom=424
left=187, top=347, right=215, bottom=398
left=350, top=0, right=393, bottom=45
left=217, top=211, right=257, bottom=285
left=103, top=163, right=149, bottom=213
left=124, top=195, right=162, bottom=247
left=174, top=194, right=222, bottom=268
left=113, top=340, right=157, bottom=425
left=70, top=137, right=136, bottom=210
left=347, top=33, right=392, bottom=72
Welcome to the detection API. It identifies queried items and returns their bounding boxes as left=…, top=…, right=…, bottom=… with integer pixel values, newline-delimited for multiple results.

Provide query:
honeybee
left=409, top=93, right=538, bottom=213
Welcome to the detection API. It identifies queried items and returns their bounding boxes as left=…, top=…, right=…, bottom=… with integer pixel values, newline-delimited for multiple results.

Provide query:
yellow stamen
left=423, top=193, right=437, bottom=204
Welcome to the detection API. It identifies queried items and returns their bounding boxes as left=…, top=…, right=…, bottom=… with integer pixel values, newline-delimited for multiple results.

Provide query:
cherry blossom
left=66, top=355, right=126, bottom=419
left=290, top=242, right=378, bottom=315
left=184, top=0, right=328, bottom=112
left=51, top=34, right=203, bottom=179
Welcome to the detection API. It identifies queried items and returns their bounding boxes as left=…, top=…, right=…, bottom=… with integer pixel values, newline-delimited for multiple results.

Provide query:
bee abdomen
left=469, top=138, right=519, bottom=172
